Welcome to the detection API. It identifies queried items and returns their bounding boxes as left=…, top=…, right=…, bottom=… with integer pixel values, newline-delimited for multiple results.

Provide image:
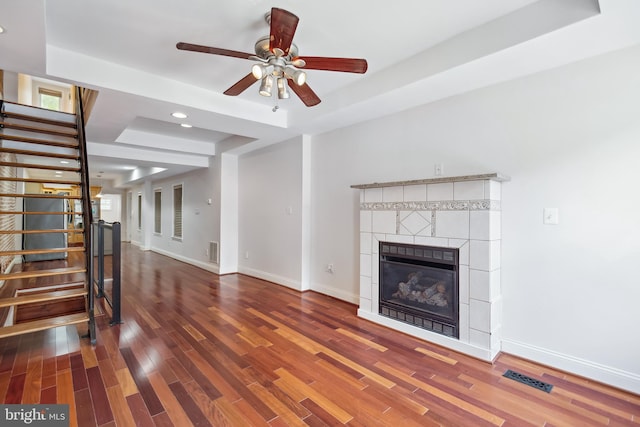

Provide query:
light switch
left=543, top=208, right=559, bottom=225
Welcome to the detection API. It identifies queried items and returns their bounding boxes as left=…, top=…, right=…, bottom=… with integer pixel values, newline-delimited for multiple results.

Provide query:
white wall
left=238, top=137, right=304, bottom=290
left=124, top=162, right=219, bottom=271
left=293, top=44, right=639, bottom=392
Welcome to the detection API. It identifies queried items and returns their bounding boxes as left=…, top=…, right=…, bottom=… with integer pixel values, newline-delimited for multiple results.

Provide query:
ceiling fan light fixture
left=259, top=75, right=273, bottom=97
left=284, top=67, right=306, bottom=86
left=252, top=63, right=273, bottom=80
left=171, top=112, right=187, bottom=119
left=277, top=78, right=289, bottom=99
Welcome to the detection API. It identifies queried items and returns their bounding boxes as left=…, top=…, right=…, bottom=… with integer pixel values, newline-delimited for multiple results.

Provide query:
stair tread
left=0, top=312, right=89, bottom=339
left=0, top=288, right=87, bottom=308
left=0, top=177, right=81, bottom=185
left=0, top=161, right=80, bottom=172
left=0, top=211, right=82, bottom=215
left=0, top=147, right=79, bottom=160
left=1, top=193, right=82, bottom=199
left=0, top=229, right=85, bottom=235
left=0, top=133, right=79, bottom=148
left=0, top=267, right=86, bottom=280
left=0, top=247, right=85, bottom=256
left=1, top=109, right=77, bottom=129
left=0, top=122, right=78, bottom=138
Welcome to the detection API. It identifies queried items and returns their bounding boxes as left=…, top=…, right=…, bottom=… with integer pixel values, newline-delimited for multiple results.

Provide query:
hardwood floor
left=1, top=243, right=639, bottom=426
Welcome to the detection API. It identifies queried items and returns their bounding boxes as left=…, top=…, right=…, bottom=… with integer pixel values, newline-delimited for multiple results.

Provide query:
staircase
left=0, top=96, right=94, bottom=341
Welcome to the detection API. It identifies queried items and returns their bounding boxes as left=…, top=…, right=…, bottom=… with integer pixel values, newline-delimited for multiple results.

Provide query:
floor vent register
left=503, top=369, right=553, bottom=393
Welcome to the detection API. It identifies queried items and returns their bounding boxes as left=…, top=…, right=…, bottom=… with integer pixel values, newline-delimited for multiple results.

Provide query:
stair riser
left=15, top=297, right=86, bottom=324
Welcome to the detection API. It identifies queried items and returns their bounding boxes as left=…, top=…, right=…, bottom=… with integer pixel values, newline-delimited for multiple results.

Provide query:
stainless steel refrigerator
left=23, top=197, right=68, bottom=261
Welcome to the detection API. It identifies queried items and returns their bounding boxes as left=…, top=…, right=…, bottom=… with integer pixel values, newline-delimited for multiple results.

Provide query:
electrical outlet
left=326, top=263, right=334, bottom=273
left=245, top=251, right=250, bottom=259
left=205, top=248, right=209, bottom=256
left=434, top=163, right=444, bottom=176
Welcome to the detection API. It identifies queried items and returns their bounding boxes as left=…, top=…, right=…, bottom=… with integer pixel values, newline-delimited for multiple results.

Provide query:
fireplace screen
left=379, top=242, right=459, bottom=338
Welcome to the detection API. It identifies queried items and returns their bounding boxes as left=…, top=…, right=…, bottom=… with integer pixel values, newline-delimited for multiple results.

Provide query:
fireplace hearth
left=379, top=242, right=459, bottom=338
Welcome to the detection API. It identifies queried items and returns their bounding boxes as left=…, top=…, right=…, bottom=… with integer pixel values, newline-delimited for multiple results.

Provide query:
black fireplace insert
left=379, top=241, right=459, bottom=338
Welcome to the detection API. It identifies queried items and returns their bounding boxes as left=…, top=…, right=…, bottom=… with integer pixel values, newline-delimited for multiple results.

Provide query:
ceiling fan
left=176, top=7, right=368, bottom=107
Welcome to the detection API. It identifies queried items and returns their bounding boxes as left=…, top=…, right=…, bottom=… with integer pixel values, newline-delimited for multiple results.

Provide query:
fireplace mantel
left=354, top=173, right=507, bottom=361
left=351, top=173, right=510, bottom=190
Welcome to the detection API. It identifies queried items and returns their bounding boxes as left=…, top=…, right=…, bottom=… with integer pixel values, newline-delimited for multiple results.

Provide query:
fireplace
left=352, top=173, right=508, bottom=361
left=379, top=242, right=459, bottom=338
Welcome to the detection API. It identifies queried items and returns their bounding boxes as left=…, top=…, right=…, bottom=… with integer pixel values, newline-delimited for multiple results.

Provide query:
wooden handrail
left=75, top=86, right=96, bottom=343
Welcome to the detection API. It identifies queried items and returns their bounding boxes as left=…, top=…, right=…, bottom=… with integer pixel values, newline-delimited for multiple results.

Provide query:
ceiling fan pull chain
left=272, top=91, right=279, bottom=113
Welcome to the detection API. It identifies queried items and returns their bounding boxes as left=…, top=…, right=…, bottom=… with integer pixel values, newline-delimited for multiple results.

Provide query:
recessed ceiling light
left=180, top=123, right=192, bottom=128
left=171, top=112, right=187, bottom=119
left=0, top=26, right=5, bottom=34
left=60, top=160, right=69, bottom=164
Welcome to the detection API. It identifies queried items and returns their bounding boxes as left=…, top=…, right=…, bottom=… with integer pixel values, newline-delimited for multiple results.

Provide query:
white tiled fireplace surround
left=352, top=173, right=509, bottom=361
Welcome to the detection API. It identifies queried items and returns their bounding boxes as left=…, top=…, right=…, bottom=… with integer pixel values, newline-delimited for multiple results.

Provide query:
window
left=137, top=194, right=142, bottom=230
left=173, top=184, right=182, bottom=239
left=154, top=190, right=162, bottom=234
left=39, top=87, right=62, bottom=111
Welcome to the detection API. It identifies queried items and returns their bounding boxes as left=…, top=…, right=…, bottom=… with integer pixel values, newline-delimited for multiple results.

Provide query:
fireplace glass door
left=379, top=242, right=459, bottom=338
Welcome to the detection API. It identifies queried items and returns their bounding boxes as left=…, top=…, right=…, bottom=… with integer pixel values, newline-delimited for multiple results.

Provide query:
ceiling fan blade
left=224, top=73, right=259, bottom=96
left=177, top=42, right=254, bottom=60
left=288, top=80, right=321, bottom=107
left=269, top=8, right=299, bottom=56
left=295, top=56, right=368, bottom=74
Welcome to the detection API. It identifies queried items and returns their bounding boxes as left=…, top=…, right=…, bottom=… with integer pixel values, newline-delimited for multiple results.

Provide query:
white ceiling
left=1, top=0, right=640, bottom=190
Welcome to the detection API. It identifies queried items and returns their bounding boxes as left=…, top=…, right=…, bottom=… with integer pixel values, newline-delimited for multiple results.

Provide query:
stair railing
left=74, top=87, right=96, bottom=342
left=91, top=220, right=122, bottom=325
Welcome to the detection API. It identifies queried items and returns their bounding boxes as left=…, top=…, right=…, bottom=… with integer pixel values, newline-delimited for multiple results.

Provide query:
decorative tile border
left=361, top=200, right=501, bottom=211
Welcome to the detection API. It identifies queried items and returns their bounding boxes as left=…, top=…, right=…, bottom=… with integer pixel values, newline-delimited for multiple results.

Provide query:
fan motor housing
left=254, top=36, right=299, bottom=59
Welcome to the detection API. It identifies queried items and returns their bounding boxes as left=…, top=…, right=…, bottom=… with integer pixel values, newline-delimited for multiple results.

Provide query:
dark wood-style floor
left=0, top=244, right=638, bottom=426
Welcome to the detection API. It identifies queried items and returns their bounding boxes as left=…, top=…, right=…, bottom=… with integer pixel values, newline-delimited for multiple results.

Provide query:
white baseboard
left=150, top=247, right=219, bottom=274
left=237, top=266, right=301, bottom=291
left=502, top=338, right=640, bottom=395
left=311, top=282, right=359, bottom=305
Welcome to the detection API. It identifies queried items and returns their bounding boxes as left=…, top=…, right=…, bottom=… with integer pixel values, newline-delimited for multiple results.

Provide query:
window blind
left=137, top=194, right=142, bottom=230
left=154, top=190, right=162, bottom=234
left=173, top=185, right=182, bottom=238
